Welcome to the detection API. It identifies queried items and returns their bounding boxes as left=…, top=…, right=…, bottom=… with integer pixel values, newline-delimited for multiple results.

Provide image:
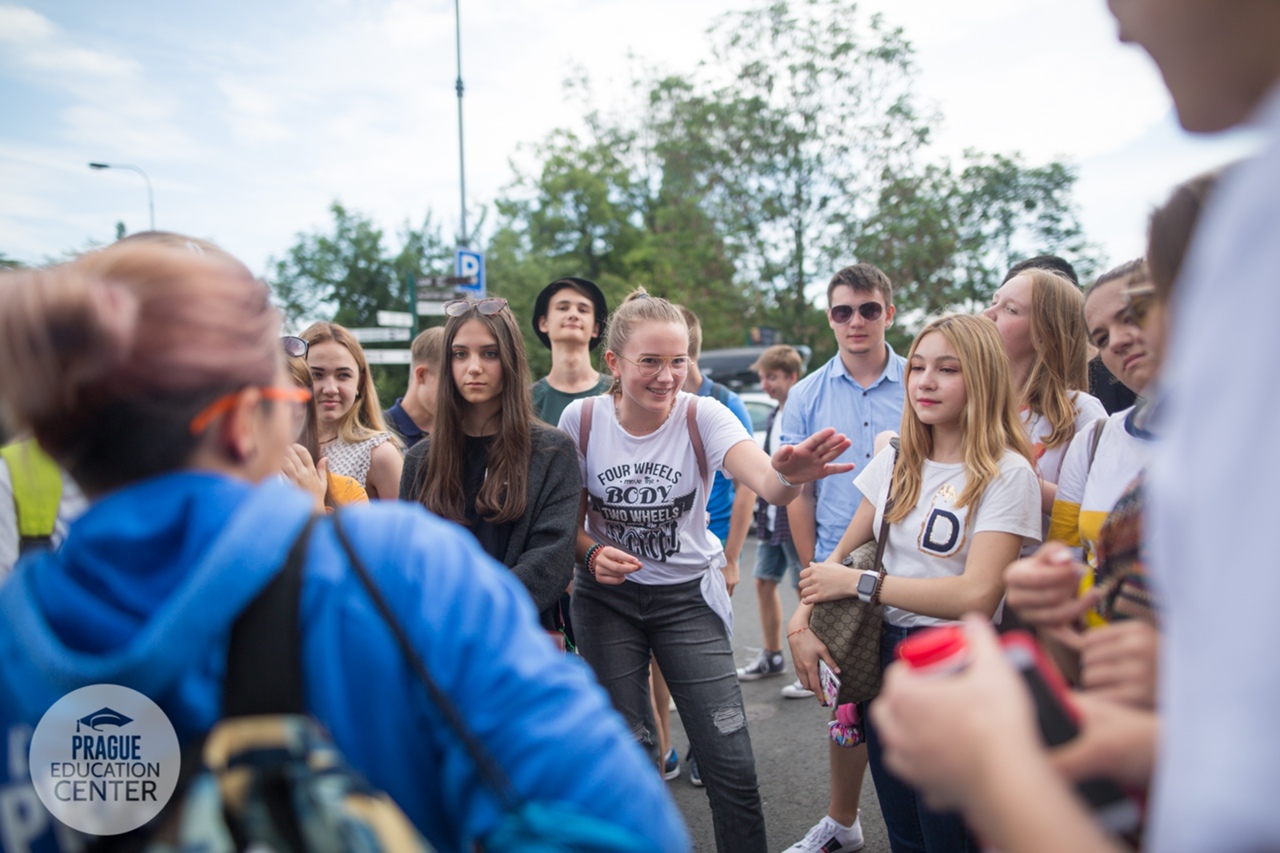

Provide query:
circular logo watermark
left=28, top=684, right=180, bottom=835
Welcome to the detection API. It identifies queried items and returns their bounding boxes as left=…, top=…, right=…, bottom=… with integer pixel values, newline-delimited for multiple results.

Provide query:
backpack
left=96, top=516, right=432, bottom=852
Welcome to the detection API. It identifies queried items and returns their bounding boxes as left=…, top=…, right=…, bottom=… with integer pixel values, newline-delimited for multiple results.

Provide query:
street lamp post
left=88, top=162, right=155, bottom=232
left=454, top=0, right=467, bottom=247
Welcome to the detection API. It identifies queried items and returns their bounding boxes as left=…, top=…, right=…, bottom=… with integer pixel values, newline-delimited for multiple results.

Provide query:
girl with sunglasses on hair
left=984, top=268, right=1106, bottom=529
left=793, top=314, right=1042, bottom=852
left=559, top=288, right=854, bottom=853
left=0, top=242, right=688, bottom=853
left=301, top=321, right=403, bottom=500
left=400, top=297, right=582, bottom=640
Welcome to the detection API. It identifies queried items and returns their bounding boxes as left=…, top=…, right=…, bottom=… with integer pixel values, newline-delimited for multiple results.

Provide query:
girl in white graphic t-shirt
left=560, top=288, right=853, bottom=853
left=790, top=314, right=1042, bottom=852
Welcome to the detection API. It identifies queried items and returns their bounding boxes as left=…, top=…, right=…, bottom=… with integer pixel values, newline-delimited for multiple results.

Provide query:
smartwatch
left=856, top=571, right=882, bottom=605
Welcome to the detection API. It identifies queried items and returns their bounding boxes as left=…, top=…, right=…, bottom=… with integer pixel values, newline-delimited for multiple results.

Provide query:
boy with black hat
left=530, top=277, right=611, bottom=426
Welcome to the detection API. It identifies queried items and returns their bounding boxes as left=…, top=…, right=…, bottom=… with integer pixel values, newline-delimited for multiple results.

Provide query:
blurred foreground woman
left=0, top=241, right=688, bottom=852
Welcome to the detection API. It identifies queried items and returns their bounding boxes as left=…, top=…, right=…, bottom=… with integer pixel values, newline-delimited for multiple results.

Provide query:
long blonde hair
left=1019, top=269, right=1089, bottom=451
left=301, top=321, right=398, bottom=446
left=887, top=314, right=1033, bottom=524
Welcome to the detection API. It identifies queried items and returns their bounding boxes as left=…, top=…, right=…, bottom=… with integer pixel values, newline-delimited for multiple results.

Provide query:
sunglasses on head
left=1122, top=279, right=1157, bottom=327
left=828, top=302, right=884, bottom=324
left=281, top=336, right=308, bottom=358
left=444, top=297, right=509, bottom=317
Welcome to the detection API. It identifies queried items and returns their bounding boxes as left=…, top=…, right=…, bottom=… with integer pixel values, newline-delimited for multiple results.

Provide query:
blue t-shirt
left=697, top=376, right=753, bottom=541
left=779, top=347, right=906, bottom=560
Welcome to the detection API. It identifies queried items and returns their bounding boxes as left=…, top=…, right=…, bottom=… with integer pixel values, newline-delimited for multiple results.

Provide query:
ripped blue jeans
left=572, top=568, right=766, bottom=853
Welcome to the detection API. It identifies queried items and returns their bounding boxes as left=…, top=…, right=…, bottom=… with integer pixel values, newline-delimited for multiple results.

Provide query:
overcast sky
left=0, top=0, right=1259, bottom=284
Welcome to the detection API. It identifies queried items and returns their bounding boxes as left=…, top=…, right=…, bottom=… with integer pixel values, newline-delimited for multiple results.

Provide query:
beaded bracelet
left=585, top=543, right=604, bottom=577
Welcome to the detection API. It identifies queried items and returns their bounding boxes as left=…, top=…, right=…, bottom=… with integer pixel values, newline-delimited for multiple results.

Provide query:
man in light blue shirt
left=777, top=263, right=906, bottom=853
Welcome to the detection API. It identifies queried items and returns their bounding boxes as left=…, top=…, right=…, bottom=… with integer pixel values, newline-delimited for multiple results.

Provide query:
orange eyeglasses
left=189, top=386, right=313, bottom=435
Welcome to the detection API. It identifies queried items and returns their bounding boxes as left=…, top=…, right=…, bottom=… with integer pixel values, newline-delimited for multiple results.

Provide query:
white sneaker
left=781, top=678, right=815, bottom=699
left=781, top=815, right=864, bottom=853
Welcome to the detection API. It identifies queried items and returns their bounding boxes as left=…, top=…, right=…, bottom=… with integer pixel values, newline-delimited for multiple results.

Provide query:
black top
left=462, top=434, right=514, bottom=562
left=1088, top=356, right=1138, bottom=415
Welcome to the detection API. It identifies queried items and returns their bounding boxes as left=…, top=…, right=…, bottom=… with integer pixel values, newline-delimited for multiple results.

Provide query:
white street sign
left=349, top=327, right=412, bottom=343
left=376, top=310, right=415, bottom=328
left=418, top=301, right=449, bottom=316
left=362, top=349, right=413, bottom=365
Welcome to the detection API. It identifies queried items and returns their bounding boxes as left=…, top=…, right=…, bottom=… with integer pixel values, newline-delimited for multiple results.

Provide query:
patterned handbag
left=809, top=440, right=898, bottom=706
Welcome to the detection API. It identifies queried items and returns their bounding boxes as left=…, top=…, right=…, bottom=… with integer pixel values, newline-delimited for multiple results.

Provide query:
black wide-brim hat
left=532, top=277, right=609, bottom=351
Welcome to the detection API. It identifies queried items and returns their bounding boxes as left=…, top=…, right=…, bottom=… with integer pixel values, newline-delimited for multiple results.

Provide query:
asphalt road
left=662, top=537, right=893, bottom=852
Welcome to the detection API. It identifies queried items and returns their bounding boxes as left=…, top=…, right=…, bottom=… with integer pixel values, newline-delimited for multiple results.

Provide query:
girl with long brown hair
left=399, top=297, right=581, bottom=636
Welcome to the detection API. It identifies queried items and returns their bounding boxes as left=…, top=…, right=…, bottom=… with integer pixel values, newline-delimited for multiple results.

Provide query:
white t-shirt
left=855, top=445, right=1041, bottom=628
left=560, top=391, right=754, bottom=585
left=1047, top=407, right=1152, bottom=566
left=1023, top=391, right=1108, bottom=487
left=762, top=405, right=785, bottom=530
left=1147, top=82, right=1280, bottom=853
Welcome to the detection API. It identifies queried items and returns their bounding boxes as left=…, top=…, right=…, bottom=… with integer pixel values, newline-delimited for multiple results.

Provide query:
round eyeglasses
left=444, top=297, right=509, bottom=317
left=616, top=353, right=691, bottom=378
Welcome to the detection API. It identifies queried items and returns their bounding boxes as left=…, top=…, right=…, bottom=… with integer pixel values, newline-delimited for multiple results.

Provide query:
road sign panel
left=348, top=327, right=412, bottom=343
left=376, top=310, right=415, bottom=328
left=455, top=249, right=484, bottom=296
left=362, top=348, right=413, bottom=365
left=417, top=301, right=450, bottom=316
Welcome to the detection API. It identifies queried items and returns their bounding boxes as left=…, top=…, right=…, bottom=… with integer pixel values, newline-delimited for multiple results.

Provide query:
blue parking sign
left=456, top=248, right=485, bottom=296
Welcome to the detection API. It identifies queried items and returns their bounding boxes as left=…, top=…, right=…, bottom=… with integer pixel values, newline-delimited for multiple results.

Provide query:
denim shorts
left=753, top=538, right=801, bottom=587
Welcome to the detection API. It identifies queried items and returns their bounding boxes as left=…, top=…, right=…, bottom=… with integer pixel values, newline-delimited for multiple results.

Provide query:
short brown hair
left=827, top=263, right=892, bottom=306
left=677, top=305, right=703, bottom=360
left=410, top=326, right=445, bottom=371
left=751, top=345, right=803, bottom=378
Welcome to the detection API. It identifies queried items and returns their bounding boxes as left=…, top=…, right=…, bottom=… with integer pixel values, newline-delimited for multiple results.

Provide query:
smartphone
left=999, top=631, right=1142, bottom=834
left=817, top=659, right=841, bottom=708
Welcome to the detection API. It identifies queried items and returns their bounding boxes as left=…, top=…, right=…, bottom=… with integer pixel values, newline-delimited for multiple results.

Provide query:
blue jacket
left=0, top=473, right=688, bottom=852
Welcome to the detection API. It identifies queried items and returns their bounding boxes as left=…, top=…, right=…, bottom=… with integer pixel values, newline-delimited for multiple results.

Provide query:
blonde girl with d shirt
left=791, top=314, right=1041, bottom=853
left=302, top=321, right=403, bottom=499
left=559, top=289, right=853, bottom=853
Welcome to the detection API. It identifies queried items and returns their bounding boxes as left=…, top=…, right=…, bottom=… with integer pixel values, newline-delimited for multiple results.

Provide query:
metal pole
left=88, top=162, right=154, bottom=231
left=454, top=0, right=467, bottom=247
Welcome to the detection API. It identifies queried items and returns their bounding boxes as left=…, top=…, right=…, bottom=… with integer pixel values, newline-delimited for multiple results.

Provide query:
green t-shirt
left=530, top=375, right=611, bottom=428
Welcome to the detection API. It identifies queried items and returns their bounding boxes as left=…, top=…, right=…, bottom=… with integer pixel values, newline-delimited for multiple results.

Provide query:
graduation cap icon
left=76, top=708, right=134, bottom=732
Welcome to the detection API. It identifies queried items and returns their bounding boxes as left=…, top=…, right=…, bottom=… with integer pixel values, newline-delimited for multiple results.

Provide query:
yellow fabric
left=326, top=473, right=368, bottom=507
left=0, top=439, right=62, bottom=538
left=1047, top=500, right=1083, bottom=548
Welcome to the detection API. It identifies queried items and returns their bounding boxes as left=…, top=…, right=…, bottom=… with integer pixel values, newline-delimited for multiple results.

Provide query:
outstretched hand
left=773, top=427, right=854, bottom=485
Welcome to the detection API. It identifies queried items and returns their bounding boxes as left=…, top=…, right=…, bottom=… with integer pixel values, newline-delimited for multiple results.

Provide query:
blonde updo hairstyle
left=602, top=288, right=689, bottom=396
left=0, top=240, right=280, bottom=493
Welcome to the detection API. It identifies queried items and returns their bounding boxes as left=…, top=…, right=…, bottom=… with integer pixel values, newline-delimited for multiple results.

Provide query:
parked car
left=737, top=391, right=776, bottom=446
left=698, top=345, right=812, bottom=393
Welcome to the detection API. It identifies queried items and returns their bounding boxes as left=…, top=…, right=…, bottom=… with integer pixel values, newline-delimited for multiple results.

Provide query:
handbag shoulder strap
left=329, top=510, right=522, bottom=811
left=1086, top=416, right=1107, bottom=474
left=872, top=438, right=901, bottom=576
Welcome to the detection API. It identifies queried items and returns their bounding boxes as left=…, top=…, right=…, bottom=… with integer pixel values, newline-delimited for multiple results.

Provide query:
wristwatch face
left=857, top=572, right=878, bottom=598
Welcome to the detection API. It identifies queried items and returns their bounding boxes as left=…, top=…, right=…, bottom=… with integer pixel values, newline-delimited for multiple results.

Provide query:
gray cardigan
left=399, top=421, right=581, bottom=614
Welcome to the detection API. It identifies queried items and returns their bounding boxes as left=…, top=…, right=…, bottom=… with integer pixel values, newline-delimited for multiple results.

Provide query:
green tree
left=267, top=201, right=453, bottom=405
left=855, top=152, right=1102, bottom=328
left=645, top=0, right=931, bottom=344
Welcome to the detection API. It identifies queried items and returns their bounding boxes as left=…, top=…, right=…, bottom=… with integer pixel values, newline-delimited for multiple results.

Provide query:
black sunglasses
left=282, top=336, right=308, bottom=358
left=829, top=302, right=884, bottom=324
left=444, top=297, right=509, bottom=317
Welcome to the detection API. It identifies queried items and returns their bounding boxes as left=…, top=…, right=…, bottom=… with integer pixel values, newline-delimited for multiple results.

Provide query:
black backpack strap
left=222, top=515, right=318, bottom=717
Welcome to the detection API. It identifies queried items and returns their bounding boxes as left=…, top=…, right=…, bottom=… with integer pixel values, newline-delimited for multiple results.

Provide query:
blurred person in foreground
left=0, top=239, right=689, bottom=852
